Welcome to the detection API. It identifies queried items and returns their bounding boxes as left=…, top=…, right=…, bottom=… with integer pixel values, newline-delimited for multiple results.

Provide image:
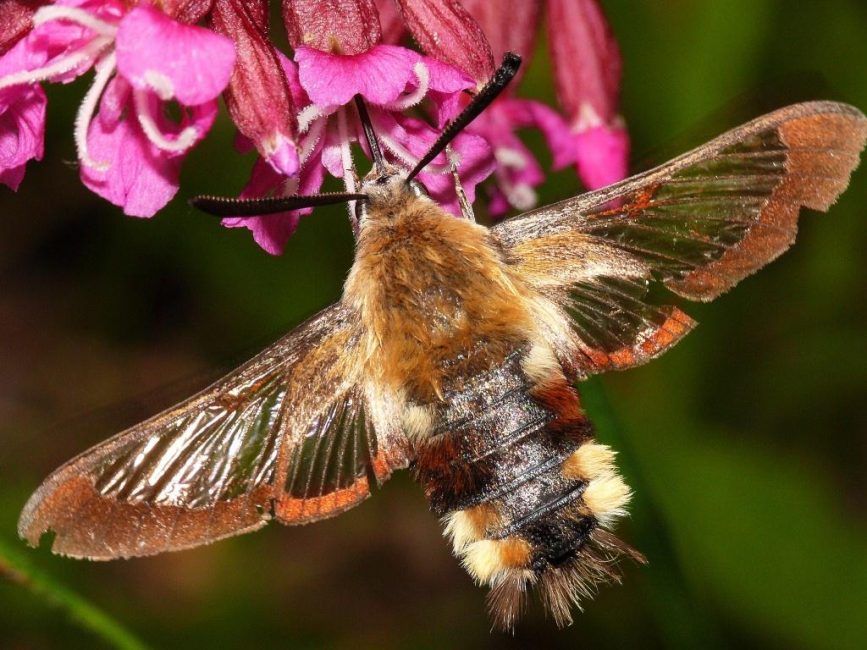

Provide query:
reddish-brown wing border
left=18, top=303, right=410, bottom=559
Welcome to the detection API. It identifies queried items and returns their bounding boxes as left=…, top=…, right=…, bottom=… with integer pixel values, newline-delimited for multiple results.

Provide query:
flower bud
left=283, top=0, right=382, bottom=55
left=395, top=0, right=494, bottom=87
left=212, top=0, right=300, bottom=176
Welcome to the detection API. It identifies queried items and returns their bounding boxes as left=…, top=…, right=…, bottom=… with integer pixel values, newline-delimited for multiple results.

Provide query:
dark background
left=2, top=1, right=866, bottom=648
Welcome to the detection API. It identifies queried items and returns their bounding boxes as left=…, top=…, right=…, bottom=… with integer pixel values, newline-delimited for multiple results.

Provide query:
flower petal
left=0, top=38, right=46, bottom=189
left=212, top=0, right=299, bottom=176
left=295, top=44, right=419, bottom=108
left=573, top=122, right=629, bottom=190
left=222, top=150, right=326, bottom=255
left=395, top=0, right=494, bottom=86
left=547, top=0, right=621, bottom=128
left=116, top=5, right=235, bottom=106
left=0, top=85, right=45, bottom=188
left=462, top=0, right=541, bottom=73
left=283, top=0, right=381, bottom=56
left=80, top=78, right=182, bottom=216
left=376, top=0, right=404, bottom=44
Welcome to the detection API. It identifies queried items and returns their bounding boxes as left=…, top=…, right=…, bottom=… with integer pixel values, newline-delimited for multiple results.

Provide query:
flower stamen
left=133, top=88, right=199, bottom=153
left=385, top=61, right=430, bottom=111
left=33, top=6, right=119, bottom=38
left=297, top=104, right=325, bottom=134
left=74, top=52, right=117, bottom=170
left=0, top=37, right=112, bottom=91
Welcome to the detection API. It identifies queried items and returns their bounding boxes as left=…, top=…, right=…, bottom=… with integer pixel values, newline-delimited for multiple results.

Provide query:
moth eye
left=409, top=180, right=429, bottom=198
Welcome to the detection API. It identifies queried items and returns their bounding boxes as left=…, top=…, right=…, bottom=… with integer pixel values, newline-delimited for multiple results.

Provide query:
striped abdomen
left=413, top=346, right=641, bottom=629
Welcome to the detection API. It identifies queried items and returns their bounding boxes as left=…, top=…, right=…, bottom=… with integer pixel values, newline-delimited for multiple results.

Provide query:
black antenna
left=190, top=192, right=369, bottom=217
left=354, top=95, right=385, bottom=172
left=406, top=52, right=521, bottom=182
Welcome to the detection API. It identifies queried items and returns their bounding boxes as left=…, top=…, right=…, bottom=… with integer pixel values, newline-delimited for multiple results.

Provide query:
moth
left=19, top=52, right=867, bottom=629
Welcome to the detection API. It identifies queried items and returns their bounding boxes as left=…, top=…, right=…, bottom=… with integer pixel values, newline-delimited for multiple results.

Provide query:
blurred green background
left=2, top=1, right=866, bottom=648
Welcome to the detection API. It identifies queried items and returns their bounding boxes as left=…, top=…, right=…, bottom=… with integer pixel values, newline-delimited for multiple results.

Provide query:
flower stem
left=0, top=536, right=150, bottom=650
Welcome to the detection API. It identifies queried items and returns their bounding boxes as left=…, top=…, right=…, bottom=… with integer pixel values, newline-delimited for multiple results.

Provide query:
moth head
left=189, top=54, right=521, bottom=231
left=355, top=163, right=431, bottom=225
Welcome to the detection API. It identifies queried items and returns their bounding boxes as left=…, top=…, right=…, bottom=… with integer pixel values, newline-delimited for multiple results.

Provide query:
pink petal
left=212, top=0, right=299, bottom=175
left=423, top=55, right=476, bottom=125
left=547, top=0, right=621, bottom=126
left=376, top=0, right=404, bottom=44
left=0, top=84, right=45, bottom=189
left=295, top=44, right=420, bottom=108
left=462, top=0, right=541, bottom=73
left=223, top=151, right=326, bottom=255
left=320, top=119, right=349, bottom=178
left=0, top=161, right=26, bottom=189
left=283, top=0, right=381, bottom=56
left=116, top=5, right=235, bottom=106
left=80, top=78, right=182, bottom=216
left=265, top=133, right=300, bottom=176
left=0, top=39, right=46, bottom=189
left=499, top=98, right=576, bottom=169
left=395, top=0, right=494, bottom=86
left=573, top=123, right=629, bottom=190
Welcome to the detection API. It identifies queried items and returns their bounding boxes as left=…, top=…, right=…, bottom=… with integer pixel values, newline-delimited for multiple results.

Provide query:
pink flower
left=548, top=0, right=628, bottom=190
left=0, top=36, right=45, bottom=190
left=226, top=4, right=495, bottom=255
left=405, top=0, right=629, bottom=215
left=0, top=1, right=235, bottom=215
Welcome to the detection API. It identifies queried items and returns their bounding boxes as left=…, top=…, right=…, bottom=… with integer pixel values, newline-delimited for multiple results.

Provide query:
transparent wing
left=19, top=304, right=411, bottom=559
left=495, top=101, right=866, bottom=374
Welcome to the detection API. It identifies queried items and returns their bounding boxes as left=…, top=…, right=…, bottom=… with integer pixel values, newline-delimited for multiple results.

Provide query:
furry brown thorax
left=345, top=167, right=536, bottom=402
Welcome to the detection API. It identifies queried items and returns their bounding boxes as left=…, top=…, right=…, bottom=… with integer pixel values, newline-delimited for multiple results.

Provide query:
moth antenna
left=190, top=192, right=369, bottom=217
left=354, top=95, right=385, bottom=173
left=406, top=52, right=522, bottom=183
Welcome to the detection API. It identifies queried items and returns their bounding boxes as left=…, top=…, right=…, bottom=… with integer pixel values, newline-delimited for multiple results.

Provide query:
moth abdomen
left=415, top=345, right=639, bottom=628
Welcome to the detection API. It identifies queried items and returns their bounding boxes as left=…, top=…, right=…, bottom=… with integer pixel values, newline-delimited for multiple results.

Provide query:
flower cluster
left=0, top=0, right=627, bottom=254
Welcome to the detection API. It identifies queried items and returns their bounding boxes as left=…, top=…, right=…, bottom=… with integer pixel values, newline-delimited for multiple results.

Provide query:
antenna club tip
left=503, top=52, right=522, bottom=71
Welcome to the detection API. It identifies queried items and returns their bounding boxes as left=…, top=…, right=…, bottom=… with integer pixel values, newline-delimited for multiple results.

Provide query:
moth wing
left=19, top=303, right=412, bottom=560
left=494, top=101, right=867, bottom=374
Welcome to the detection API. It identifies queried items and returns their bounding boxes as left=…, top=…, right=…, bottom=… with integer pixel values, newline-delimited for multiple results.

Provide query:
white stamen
left=0, top=36, right=111, bottom=91
left=133, top=88, right=199, bottom=153
left=573, top=102, right=604, bottom=132
left=336, top=108, right=359, bottom=233
left=497, top=166, right=537, bottom=211
left=74, top=52, right=116, bottom=171
left=143, top=70, right=175, bottom=101
left=297, top=104, right=325, bottom=133
left=507, top=183, right=537, bottom=211
left=34, top=6, right=119, bottom=38
left=385, top=61, right=430, bottom=111
left=495, top=146, right=528, bottom=169
left=298, top=116, right=326, bottom=164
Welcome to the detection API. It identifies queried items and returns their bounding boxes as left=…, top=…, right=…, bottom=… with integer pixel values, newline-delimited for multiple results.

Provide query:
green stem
left=0, top=536, right=150, bottom=650
left=581, top=378, right=726, bottom=650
